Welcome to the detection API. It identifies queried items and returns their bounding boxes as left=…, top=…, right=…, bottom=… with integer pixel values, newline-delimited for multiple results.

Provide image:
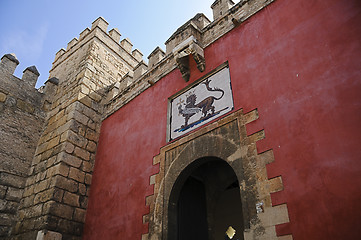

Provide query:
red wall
left=83, top=0, right=361, bottom=239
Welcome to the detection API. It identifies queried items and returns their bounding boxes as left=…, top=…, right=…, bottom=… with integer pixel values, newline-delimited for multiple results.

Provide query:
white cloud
left=1, top=23, right=48, bottom=60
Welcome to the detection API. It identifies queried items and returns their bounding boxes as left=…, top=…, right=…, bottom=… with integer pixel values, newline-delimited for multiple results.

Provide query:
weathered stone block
left=81, top=161, right=93, bottom=173
left=244, top=109, right=259, bottom=124
left=79, top=195, right=88, bottom=209
left=63, top=191, right=80, bottom=207
left=109, top=28, right=121, bottom=42
left=85, top=129, right=98, bottom=142
left=5, top=187, right=23, bottom=202
left=257, top=150, right=275, bottom=165
left=33, top=162, right=48, bottom=177
left=34, top=216, right=47, bottom=230
left=0, top=53, right=19, bottom=74
left=258, top=204, right=290, bottom=227
left=87, top=119, right=96, bottom=130
left=74, top=208, right=86, bottom=223
left=47, top=162, right=70, bottom=178
left=0, top=172, right=25, bottom=188
left=248, top=130, right=265, bottom=143
left=53, top=187, right=64, bottom=202
left=34, top=189, right=53, bottom=204
left=35, top=142, right=49, bottom=156
left=78, top=95, right=93, bottom=109
left=86, top=141, right=97, bottom=153
left=80, top=85, right=90, bottom=95
left=54, top=115, right=68, bottom=129
left=53, top=175, right=78, bottom=193
left=269, top=176, right=283, bottom=193
left=47, top=136, right=60, bottom=150
left=91, top=17, right=109, bottom=32
left=74, top=147, right=90, bottom=161
left=78, top=183, right=86, bottom=196
left=60, top=130, right=87, bottom=149
left=88, top=91, right=102, bottom=102
left=79, top=104, right=98, bottom=120
left=45, top=165, right=57, bottom=179
left=21, top=195, right=35, bottom=208
left=47, top=201, right=73, bottom=220
left=22, top=66, right=40, bottom=87
left=46, top=214, right=59, bottom=230
left=84, top=174, right=92, bottom=185
left=69, top=167, right=85, bottom=183
left=25, top=204, right=43, bottom=218
left=34, top=179, right=49, bottom=193
left=58, top=163, right=70, bottom=177
left=67, top=38, right=78, bottom=51
left=57, top=152, right=82, bottom=168
left=67, top=110, right=89, bottom=126
left=57, top=217, right=84, bottom=236
left=48, top=111, right=61, bottom=127
left=63, top=142, right=75, bottom=154
left=81, top=74, right=96, bottom=90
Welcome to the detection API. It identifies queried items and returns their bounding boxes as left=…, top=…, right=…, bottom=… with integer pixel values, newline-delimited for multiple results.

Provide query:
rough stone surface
left=0, top=54, right=46, bottom=239
left=8, top=11, right=142, bottom=239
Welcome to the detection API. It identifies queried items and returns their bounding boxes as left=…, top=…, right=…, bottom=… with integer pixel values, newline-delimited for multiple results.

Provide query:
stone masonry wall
left=3, top=1, right=276, bottom=238
left=0, top=54, right=45, bottom=239
left=11, top=17, right=142, bottom=240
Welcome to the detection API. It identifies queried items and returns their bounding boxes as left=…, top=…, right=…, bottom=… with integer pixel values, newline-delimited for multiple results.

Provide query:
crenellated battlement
left=0, top=53, right=63, bottom=115
left=104, top=0, right=275, bottom=118
left=52, top=16, right=143, bottom=75
left=148, top=47, right=166, bottom=68
left=48, top=0, right=273, bottom=113
left=40, top=0, right=275, bottom=121
left=0, top=53, right=42, bottom=88
left=0, top=53, right=19, bottom=75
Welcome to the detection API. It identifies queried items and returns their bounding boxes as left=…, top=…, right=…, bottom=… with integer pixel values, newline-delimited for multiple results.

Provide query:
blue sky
left=0, top=0, right=215, bottom=88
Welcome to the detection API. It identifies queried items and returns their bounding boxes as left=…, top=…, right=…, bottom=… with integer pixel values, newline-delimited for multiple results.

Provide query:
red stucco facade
left=83, top=0, right=361, bottom=239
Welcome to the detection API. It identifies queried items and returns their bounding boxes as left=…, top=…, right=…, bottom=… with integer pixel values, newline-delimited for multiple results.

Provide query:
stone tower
left=11, top=17, right=143, bottom=239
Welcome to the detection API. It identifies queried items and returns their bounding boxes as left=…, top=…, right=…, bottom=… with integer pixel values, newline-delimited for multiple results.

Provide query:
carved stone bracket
left=173, top=36, right=205, bottom=82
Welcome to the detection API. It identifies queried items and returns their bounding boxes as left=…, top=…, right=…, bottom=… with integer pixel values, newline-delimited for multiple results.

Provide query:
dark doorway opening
left=177, top=177, right=208, bottom=240
left=168, top=158, right=244, bottom=240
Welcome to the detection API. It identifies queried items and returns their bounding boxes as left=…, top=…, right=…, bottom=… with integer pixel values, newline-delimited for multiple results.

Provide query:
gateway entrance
left=169, top=158, right=244, bottom=240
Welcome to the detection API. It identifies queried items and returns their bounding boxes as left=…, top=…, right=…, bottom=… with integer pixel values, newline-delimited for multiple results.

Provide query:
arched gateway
left=143, top=110, right=290, bottom=240
left=168, top=157, right=244, bottom=240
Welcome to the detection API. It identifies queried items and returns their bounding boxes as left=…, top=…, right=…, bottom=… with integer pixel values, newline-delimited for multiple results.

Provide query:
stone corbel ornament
left=173, top=36, right=205, bottom=82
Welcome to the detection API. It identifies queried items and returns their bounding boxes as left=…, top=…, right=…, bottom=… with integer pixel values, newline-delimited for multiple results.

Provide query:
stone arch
left=161, top=131, right=251, bottom=240
left=168, top=157, right=245, bottom=240
left=144, top=110, right=291, bottom=240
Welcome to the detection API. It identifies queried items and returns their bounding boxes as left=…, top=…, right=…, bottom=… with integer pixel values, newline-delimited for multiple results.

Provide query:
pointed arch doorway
left=168, top=157, right=244, bottom=240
